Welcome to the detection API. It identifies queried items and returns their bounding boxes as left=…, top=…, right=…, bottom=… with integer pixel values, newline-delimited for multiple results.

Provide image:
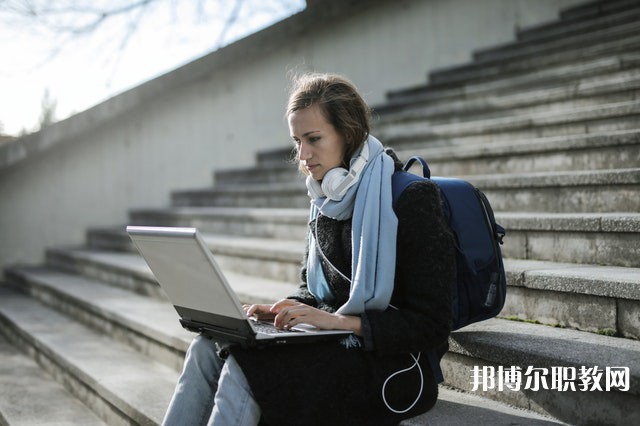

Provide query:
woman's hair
left=287, top=73, right=371, bottom=171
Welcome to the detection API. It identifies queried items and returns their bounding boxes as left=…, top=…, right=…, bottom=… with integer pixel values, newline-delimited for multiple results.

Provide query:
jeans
left=162, top=335, right=262, bottom=426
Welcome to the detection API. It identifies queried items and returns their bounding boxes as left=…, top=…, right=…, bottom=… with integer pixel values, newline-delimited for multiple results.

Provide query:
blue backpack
left=391, top=156, right=507, bottom=382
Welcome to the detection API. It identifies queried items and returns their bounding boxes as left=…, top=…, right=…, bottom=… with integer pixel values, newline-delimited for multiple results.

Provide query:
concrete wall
left=0, top=0, right=585, bottom=272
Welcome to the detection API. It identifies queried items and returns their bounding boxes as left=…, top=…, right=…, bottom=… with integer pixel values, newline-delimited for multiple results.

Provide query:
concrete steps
left=2, top=256, right=638, bottom=424
left=382, top=54, right=640, bottom=115
left=213, top=129, right=640, bottom=188
left=0, top=273, right=570, bottom=426
left=173, top=169, right=640, bottom=218
left=376, top=99, right=640, bottom=147
left=0, top=287, right=178, bottom=426
left=424, top=4, right=640, bottom=88
left=443, top=317, right=640, bottom=424
left=29, top=227, right=640, bottom=340
left=0, top=333, right=107, bottom=426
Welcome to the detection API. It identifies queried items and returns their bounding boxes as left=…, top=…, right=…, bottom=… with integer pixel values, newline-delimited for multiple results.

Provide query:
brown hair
left=287, top=73, right=371, bottom=172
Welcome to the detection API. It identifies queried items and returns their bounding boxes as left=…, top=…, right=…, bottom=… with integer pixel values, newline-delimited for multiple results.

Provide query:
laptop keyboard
left=253, top=322, right=301, bottom=334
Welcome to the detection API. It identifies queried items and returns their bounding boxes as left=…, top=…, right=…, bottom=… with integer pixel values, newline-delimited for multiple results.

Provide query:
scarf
left=306, top=135, right=398, bottom=315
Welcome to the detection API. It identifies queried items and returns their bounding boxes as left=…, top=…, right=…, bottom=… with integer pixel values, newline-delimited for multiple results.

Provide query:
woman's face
left=288, top=104, right=346, bottom=181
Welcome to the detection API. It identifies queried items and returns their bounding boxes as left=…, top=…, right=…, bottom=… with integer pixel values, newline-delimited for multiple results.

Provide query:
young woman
left=162, top=73, right=455, bottom=426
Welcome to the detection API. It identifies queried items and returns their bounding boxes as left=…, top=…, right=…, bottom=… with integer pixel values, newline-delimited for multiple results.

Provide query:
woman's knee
left=184, top=335, right=223, bottom=371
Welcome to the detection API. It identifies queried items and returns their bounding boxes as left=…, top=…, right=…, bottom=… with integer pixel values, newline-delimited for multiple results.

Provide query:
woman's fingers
left=270, top=298, right=300, bottom=313
left=244, top=303, right=275, bottom=320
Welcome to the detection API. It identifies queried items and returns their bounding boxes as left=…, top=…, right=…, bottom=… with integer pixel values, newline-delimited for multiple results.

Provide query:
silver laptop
left=126, top=226, right=352, bottom=346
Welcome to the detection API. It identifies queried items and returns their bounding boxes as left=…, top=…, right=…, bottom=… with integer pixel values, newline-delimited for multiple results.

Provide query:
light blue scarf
left=306, top=135, right=398, bottom=315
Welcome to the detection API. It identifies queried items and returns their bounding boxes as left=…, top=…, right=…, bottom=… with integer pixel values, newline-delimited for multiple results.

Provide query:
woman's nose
left=298, top=141, right=312, bottom=161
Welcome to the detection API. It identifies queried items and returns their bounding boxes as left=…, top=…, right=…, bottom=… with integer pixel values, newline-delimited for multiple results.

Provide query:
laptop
left=126, top=226, right=352, bottom=347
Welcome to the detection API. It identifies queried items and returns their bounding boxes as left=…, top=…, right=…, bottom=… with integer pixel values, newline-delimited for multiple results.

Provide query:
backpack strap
left=391, top=156, right=445, bottom=384
left=391, top=155, right=431, bottom=209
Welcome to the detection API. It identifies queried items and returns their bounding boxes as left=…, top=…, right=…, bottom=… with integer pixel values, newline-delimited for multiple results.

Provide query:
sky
left=0, top=0, right=305, bottom=136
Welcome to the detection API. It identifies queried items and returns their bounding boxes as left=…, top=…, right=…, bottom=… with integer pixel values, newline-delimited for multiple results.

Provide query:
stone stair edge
left=44, top=245, right=301, bottom=292
left=377, top=103, right=640, bottom=147
left=395, top=129, right=640, bottom=161
left=33, top=235, right=640, bottom=304
left=384, top=50, right=640, bottom=109
left=450, top=318, right=640, bottom=394
left=497, top=211, right=640, bottom=232
left=470, top=18, right=640, bottom=64
left=559, top=0, right=639, bottom=23
left=424, top=31, right=640, bottom=90
left=4, top=266, right=192, bottom=351
left=473, top=3, right=640, bottom=60
left=518, top=0, right=640, bottom=42
left=466, top=167, right=640, bottom=187
left=378, top=99, right=640, bottom=136
left=506, top=258, right=640, bottom=301
left=208, top=129, right=640, bottom=180
left=0, top=332, right=108, bottom=426
left=0, top=287, right=176, bottom=425
left=6, top=264, right=640, bottom=388
left=128, top=208, right=640, bottom=234
left=169, top=168, right=640, bottom=199
left=128, top=206, right=308, bottom=224
left=378, top=66, right=640, bottom=121
left=196, top=111, right=638, bottom=172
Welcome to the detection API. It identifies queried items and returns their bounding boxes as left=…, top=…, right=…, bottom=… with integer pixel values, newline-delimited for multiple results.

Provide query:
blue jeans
left=162, top=335, right=262, bottom=426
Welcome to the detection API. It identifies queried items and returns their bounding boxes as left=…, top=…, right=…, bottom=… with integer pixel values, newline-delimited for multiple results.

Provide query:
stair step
left=473, top=15, right=640, bottom=64
left=0, top=332, right=107, bottom=426
left=559, top=0, right=640, bottom=22
left=211, top=130, right=640, bottom=188
left=396, top=129, right=640, bottom=175
left=474, top=168, right=640, bottom=213
left=521, top=0, right=640, bottom=43
left=45, top=245, right=298, bottom=302
left=215, top=163, right=299, bottom=185
left=0, top=284, right=573, bottom=426
left=443, top=317, right=640, bottom=424
left=46, top=246, right=165, bottom=299
left=426, top=31, right=640, bottom=92
left=5, top=266, right=192, bottom=370
left=0, top=288, right=178, bottom=425
left=499, top=212, right=640, bottom=267
left=129, top=206, right=308, bottom=240
left=384, top=52, right=640, bottom=112
left=503, top=259, right=640, bottom=339
left=87, top=227, right=305, bottom=283
left=412, top=386, right=563, bottom=425
left=377, top=99, right=640, bottom=146
left=172, top=167, right=640, bottom=213
left=44, top=230, right=640, bottom=338
left=381, top=63, right=640, bottom=121
left=171, top=181, right=308, bottom=209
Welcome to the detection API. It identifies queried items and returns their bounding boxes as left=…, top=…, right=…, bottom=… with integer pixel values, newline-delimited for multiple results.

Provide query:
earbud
left=305, top=141, right=370, bottom=201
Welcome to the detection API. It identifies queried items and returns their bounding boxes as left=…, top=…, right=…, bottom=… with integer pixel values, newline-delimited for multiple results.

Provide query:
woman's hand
left=243, top=303, right=276, bottom=322
left=270, top=299, right=363, bottom=336
left=245, top=299, right=363, bottom=335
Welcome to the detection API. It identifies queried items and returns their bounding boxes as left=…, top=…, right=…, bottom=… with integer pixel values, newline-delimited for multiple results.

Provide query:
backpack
left=391, top=156, right=507, bottom=382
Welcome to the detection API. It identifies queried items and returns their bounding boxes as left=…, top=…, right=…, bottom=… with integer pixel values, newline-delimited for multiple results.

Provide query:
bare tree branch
left=216, top=0, right=245, bottom=48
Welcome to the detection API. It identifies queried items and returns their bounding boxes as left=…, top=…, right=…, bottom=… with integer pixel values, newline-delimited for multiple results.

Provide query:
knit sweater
left=230, top=172, right=456, bottom=426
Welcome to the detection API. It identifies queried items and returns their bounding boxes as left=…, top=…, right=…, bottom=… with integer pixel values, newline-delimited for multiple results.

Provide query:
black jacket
left=231, top=168, right=456, bottom=426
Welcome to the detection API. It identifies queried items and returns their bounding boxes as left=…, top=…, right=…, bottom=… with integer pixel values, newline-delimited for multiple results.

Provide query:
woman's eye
left=309, top=137, right=320, bottom=143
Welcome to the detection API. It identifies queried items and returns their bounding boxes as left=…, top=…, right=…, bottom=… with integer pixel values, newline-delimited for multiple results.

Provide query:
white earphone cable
left=382, top=352, right=424, bottom=414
